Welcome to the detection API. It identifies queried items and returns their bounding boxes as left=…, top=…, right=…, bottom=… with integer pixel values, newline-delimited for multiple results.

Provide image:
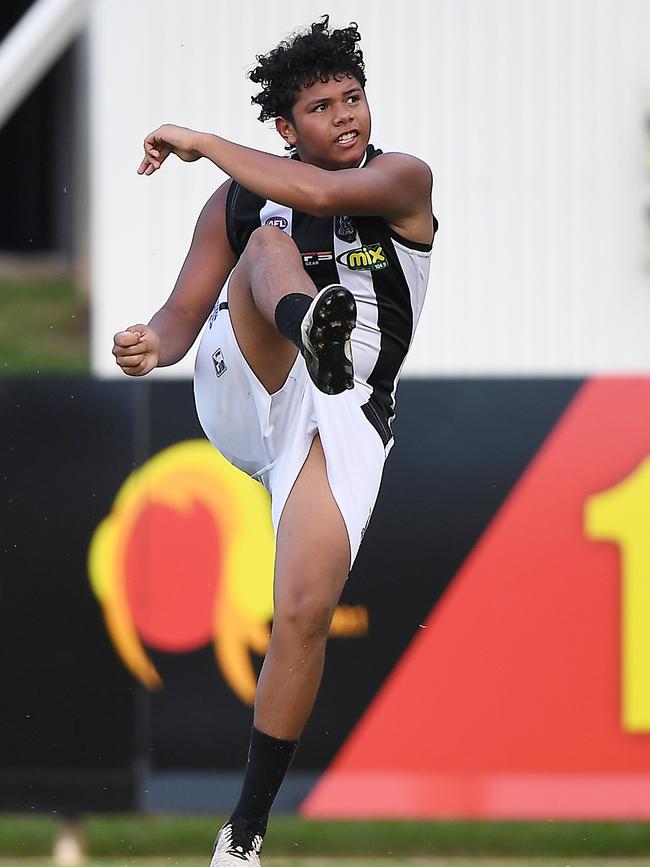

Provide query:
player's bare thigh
left=274, top=434, right=351, bottom=591
left=227, top=228, right=308, bottom=394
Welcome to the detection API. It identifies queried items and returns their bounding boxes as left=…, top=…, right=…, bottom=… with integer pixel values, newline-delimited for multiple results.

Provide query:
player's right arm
left=112, top=178, right=237, bottom=376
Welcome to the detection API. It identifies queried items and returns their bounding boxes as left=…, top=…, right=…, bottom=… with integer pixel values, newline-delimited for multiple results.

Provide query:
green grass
left=7, top=860, right=650, bottom=867
left=73, top=816, right=650, bottom=858
left=4, top=816, right=650, bottom=859
left=0, top=277, right=89, bottom=372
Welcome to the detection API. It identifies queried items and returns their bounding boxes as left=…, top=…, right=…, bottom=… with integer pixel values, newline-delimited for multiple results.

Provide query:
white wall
left=90, top=0, right=650, bottom=377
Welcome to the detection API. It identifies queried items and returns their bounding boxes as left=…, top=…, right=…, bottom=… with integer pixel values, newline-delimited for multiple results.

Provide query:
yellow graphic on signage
left=89, top=440, right=367, bottom=706
left=585, top=456, right=650, bottom=732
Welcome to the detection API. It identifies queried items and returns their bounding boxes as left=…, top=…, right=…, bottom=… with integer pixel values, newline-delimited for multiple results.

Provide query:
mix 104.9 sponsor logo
left=336, top=243, right=388, bottom=271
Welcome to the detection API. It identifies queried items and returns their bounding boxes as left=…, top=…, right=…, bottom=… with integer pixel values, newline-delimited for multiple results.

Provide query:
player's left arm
left=138, top=125, right=431, bottom=225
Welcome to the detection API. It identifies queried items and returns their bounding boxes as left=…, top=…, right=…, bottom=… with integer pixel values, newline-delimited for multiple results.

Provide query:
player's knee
left=274, top=586, right=335, bottom=644
left=245, top=224, right=297, bottom=259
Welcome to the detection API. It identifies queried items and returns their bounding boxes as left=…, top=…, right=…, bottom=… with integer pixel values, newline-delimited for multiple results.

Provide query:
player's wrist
left=193, top=130, right=214, bottom=159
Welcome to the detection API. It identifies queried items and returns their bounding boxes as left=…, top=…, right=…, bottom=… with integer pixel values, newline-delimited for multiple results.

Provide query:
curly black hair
left=248, top=15, right=366, bottom=122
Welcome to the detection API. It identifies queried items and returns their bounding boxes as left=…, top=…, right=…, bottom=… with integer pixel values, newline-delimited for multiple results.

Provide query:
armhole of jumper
left=225, top=180, right=241, bottom=256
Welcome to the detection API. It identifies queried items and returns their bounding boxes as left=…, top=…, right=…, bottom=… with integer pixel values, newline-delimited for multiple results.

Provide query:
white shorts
left=193, top=290, right=387, bottom=567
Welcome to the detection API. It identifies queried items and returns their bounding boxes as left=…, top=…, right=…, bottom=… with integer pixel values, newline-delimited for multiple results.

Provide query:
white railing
left=0, top=0, right=90, bottom=128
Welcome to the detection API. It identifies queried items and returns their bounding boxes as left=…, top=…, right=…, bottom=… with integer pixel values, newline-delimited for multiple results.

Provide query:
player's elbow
left=301, top=186, right=335, bottom=218
left=305, top=175, right=369, bottom=217
left=162, top=301, right=205, bottom=337
left=300, top=173, right=351, bottom=217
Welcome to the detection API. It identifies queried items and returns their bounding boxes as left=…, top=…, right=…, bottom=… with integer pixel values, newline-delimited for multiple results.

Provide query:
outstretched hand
left=137, top=124, right=202, bottom=176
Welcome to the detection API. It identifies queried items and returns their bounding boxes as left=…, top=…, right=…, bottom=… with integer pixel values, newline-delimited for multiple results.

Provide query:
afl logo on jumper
left=336, top=243, right=388, bottom=271
left=335, top=215, right=356, bottom=242
left=212, top=348, right=227, bottom=377
left=264, top=216, right=288, bottom=230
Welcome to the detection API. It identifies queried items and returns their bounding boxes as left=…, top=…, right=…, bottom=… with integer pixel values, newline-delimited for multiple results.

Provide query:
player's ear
left=275, top=116, right=297, bottom=148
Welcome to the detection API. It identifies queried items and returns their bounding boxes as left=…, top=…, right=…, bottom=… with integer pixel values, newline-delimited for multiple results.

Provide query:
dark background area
left=0, top=379, right=140, bottom=811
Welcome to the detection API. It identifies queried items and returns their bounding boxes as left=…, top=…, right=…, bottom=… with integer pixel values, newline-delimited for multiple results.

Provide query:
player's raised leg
left=211, top=435, right=350, bottom=865
left=228, top=225, right=356, bottom=395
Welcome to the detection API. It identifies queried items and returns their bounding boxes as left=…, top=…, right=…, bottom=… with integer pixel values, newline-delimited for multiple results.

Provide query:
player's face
left=276, top=74, right=371, bottom=170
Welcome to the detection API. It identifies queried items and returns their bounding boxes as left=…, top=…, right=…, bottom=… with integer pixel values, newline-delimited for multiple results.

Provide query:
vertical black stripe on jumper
left=225, top=180, right=240, bottom=256
left=227, top=183, right=266, bottom=256
left=355, top=216, right=414, bottom=439
left=290, top=211, right=340, bottom=291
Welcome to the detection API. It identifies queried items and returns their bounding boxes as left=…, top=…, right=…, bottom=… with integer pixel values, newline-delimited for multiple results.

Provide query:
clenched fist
left=112, top=324, right=160, bottom=376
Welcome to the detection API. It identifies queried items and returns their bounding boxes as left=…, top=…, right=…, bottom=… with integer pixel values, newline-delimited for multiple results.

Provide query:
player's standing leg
left=211, top=436, right=350, bottom=865
left=209, top=228, right=354, bottom=865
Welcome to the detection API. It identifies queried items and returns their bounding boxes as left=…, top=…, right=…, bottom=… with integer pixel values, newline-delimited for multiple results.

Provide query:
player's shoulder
left=198, top=177, right=231, bottom=208
left=193, top=178, right=232, bottom=238
left=199, top=178, right=232, bottom=217
left=366, top=148, right=433, bottom=187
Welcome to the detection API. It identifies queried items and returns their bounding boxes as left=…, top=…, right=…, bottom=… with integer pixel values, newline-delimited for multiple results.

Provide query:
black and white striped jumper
left=225, top=144, right=437, bottom=449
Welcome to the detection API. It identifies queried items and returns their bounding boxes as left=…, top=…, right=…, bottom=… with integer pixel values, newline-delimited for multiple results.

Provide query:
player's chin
left=337, top=135, right=368, bottom=162
left=332, top=142, right=367, bottom=168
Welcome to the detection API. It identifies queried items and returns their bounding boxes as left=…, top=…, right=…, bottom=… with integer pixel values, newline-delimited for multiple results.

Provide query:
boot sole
left=300, top=285, right=357, bottom=395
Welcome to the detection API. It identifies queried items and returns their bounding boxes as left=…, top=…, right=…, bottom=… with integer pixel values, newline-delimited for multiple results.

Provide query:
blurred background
left=2, top=0, right=650, bottom=864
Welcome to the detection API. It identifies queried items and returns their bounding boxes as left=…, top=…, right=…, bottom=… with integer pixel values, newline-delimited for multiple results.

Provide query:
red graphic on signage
left=88, top=440, right=276, bottom=702
left=89, top=440, right=368, bottom=704
left=125, top=501, right=222, bottom=652
left=302, top=377, right=650, bottom=819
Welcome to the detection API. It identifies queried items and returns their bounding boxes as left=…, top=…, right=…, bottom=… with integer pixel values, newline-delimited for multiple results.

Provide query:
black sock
left=274, top=292, right=313, bottom=350
left=229, top=727, right=299, bottom=836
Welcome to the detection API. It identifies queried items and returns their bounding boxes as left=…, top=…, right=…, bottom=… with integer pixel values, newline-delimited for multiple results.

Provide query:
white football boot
left=209, top=822, right=264, bottom=866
